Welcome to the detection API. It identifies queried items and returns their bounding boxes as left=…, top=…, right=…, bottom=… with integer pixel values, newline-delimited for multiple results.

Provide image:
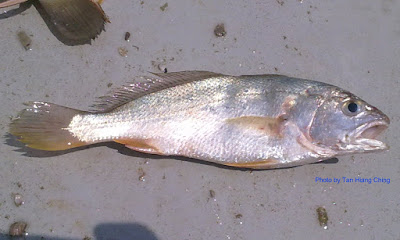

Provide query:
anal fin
left=114, top=139, right=163, bottom=155
left=224, top=159, right=280, bottom=169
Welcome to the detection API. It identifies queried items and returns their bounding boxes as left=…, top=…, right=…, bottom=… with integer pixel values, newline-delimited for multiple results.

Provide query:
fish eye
left=342, top=100, right=362, bottom=116
left=347, top=102, right=358, bottom=113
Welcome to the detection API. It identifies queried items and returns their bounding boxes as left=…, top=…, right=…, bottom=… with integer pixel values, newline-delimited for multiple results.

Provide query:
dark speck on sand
left=209, top=189, right=216, bottom=198
left=214, top=24, right=226, bottom=37
left=125, top=32, right=131, bottom=41
left=160, top=3, right=168, bottom=11
left=235, top=214, right=243, bottom=219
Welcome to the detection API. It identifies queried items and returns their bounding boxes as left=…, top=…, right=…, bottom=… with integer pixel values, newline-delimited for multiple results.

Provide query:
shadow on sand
left=0, top=222, right=159, bottom=240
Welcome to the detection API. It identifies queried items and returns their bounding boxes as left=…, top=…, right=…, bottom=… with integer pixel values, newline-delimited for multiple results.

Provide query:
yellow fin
left=226, top=116, right=286, bottom=137
left=224, top=159, right=280, bottom=169
left=114, top=139, right=163, bottom=155
left=9, top=102, right=88, bottom=151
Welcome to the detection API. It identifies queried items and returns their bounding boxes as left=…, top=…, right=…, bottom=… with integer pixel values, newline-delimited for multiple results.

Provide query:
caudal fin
left=9, top=102, right=88, bottom=151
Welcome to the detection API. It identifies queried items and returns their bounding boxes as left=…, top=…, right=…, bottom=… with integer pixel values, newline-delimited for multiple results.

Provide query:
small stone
left=158, top=63, right=167, bottom=73
left=9, top=222, right=28, bottom=236
left=124, top=32, right=131, bottom=42
left=12, top=193, right=24, bottom=207
left=17, top=31, right=32, bottom=51
left=160, top=3, right=168, bottom=11
left=138, top=168, right=146, bottom=182
left=118, top=47, right=128, bottom=57
left=214, top=24, right=226, bottom=37
left=316, top=207, right=328, bottom=229
left=209, top=190, right=215, bottom=198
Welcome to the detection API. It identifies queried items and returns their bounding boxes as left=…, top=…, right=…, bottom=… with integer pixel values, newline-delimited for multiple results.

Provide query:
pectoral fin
left=226, top=116, right=286, bottom=138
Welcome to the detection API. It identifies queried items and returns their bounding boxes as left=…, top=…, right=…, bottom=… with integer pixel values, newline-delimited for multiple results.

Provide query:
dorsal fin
left=90, top=71, right=223, bottom=113
left=240, top=74, right=287, bottom=78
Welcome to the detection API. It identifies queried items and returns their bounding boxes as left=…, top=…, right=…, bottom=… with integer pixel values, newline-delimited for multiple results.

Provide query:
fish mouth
left=348, top=120, right=389, bottom=151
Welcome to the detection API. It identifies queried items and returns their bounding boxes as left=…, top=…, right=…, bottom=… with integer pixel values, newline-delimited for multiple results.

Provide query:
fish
left=0, top=0, right=108, bottom=45
left=9, top=71, right=390, bottom=169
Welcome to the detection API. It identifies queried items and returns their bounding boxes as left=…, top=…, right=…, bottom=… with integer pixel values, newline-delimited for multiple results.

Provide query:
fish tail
left=9, top=102, right=88, bottom=151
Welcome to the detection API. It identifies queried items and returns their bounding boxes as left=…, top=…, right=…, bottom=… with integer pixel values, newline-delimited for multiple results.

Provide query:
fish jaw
left=338, top=119, right=389, bottom=153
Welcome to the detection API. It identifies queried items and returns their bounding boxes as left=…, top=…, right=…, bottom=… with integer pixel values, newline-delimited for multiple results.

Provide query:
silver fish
left=9, top=71, right=390, bottom=169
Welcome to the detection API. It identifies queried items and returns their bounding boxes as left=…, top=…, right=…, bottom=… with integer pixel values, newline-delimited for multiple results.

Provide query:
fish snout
left=365, top=104, right=390, bottom=125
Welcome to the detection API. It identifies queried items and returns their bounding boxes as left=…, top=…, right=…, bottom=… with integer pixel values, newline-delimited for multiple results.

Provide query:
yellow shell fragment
left=17, top=31, right=32, bottom=50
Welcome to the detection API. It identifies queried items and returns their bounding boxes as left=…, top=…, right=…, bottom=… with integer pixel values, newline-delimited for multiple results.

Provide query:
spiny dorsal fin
left=90, top=71, right=224, bottom=113
left=240, top=74, right=287, bottom=78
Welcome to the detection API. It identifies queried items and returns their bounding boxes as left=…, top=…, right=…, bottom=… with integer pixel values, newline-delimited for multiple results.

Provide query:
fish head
left=308, top=89, right=390, bottom=154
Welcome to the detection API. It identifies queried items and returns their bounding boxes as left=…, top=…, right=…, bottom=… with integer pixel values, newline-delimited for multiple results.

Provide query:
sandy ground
left=0, top=0, right=399, bottom=239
